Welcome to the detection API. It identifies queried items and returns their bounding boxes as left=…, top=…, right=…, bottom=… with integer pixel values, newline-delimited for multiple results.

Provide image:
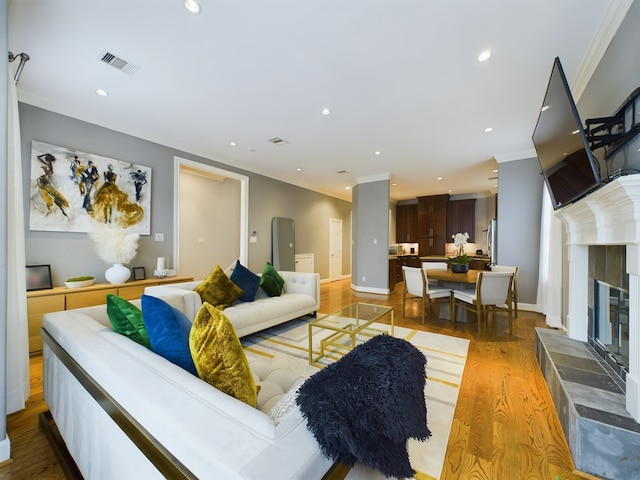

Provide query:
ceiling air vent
left=98, top=50, right=140, bottom=75
left=268, top=137, right=289, bottom=146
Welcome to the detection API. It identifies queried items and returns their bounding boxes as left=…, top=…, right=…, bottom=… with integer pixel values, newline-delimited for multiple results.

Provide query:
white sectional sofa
left=144, top=271, right=320, bottom=337
left=41, top=292, right=332, bottom=479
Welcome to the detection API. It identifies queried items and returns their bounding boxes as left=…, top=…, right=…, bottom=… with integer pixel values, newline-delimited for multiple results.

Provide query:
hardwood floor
left=1, top=278, right=594, bottom=479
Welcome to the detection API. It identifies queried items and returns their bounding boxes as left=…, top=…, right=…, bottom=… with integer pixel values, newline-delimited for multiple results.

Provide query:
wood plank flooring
left=0, top=278, right=595, bottom=479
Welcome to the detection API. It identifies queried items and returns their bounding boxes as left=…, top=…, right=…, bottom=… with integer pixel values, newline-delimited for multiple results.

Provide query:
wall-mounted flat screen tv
left=532, top=57, right=602, bottom=210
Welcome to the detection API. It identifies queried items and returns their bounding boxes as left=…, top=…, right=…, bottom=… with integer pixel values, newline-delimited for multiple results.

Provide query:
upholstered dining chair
left=451, top=271, right=514, bottom=334
left=402, top=266, right=452, bottom=324
left=491, top=265, right=519, bottom=317
left=422, top=261, right=448, bottom=287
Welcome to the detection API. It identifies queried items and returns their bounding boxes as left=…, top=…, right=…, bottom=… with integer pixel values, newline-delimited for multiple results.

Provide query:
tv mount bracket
left=586, top=86, right=640, bottom=158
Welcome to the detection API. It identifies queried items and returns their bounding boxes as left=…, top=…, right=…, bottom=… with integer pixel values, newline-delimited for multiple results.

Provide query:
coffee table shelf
left=308, top=302, right=394, bottom=367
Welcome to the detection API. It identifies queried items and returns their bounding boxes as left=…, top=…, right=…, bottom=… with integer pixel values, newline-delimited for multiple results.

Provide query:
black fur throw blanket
left=296, top=334, right=430, bottom=478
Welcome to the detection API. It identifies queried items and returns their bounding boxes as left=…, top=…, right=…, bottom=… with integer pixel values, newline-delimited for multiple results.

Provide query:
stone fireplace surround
left=557, top=175, right=640, bottom=422
left=534, top=176, right=640, bottom=478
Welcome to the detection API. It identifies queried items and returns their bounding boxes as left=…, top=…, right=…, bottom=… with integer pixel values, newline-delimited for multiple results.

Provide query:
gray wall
left=19, top=103, right=351, bottom=284
left=352, top=179, right=390, bottom=292
left=497, top=157, right=543, bottom=305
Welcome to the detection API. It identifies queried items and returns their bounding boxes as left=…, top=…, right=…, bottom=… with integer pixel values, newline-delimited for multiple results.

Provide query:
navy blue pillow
left=230, top=260, right=260, bottom=302
left=141, top=295, right=197, bottom=376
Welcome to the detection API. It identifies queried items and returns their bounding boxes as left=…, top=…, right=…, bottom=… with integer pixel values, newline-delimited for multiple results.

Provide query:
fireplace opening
left=588, top=245, right=629, bottom=378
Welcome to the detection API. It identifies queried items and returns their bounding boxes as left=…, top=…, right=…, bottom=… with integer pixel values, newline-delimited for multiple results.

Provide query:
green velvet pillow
left=189, top=302, right=257, bottom=407
left=260, top=262, right=284, bottom=297
left=106, top=294, right=151, bottom=349
left=194, top=265, right=244, bottom=309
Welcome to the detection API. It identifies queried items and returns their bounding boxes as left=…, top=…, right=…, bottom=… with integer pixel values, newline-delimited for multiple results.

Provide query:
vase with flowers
left=89, top=225, right=140, bottom=284
left=449, top=232, right=471, bottom=273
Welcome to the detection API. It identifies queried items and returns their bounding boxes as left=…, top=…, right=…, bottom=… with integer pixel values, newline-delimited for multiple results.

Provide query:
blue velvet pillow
left=141, top=295, right=198, bottom=376
left=230, top=260, right=260, bottom=302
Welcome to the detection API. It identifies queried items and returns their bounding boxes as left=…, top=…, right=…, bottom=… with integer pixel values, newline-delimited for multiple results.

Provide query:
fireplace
left=557, top=175, right=640, bottom=422
left=589, top=245, right=629, bottom=378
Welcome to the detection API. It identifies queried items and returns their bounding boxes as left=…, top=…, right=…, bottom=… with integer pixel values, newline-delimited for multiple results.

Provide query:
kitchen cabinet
left=394, top=255, right=421, bottom=282
left=418, top=195, right=449, bottom=256
left=396, top=203, right=419, bottom=243
left=446, top=199, right=476, bottom=242
left=26, top=275, right=193, bottom=355
left=389, top=257, right=396, bottom=292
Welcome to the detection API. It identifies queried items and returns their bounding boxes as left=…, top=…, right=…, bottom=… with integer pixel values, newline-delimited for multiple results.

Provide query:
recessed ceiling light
left=541, top=105, right=549, bottom=112
left=571, top=129, right=580, bottom=135
left=437, top=176, right=443, bottom=180
left=321, top=108, right=331, bottom=115
left=184, top=0, right=201, bottom=14
left=296, top=168, right=302, bottom=172
left=492, top=169, right=498, bottom=173
left=484, top=127, right=493, bottom=133
left=95, top=88, right=109, bottom=97
left=229, top=141, right=237, bottom=147
left=374, top=150, right=381, bottom=156
left=478, top=50, right=492, bottom=62
left=344, top=186, right=351, bottom=190
left=392, top=183, right=397, bottom=187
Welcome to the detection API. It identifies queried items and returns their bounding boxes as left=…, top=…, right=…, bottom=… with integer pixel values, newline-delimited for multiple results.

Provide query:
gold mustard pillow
left=189, top=302, right=257, bottom=407
left=194, top=265, right=244, bottom=310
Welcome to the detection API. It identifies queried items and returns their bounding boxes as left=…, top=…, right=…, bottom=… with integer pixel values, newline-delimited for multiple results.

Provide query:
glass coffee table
left=308, top=303, right=394, bottom=367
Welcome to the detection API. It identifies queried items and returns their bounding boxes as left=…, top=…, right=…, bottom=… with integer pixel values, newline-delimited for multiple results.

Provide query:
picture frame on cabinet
left=133, top=267, right=146, bottom=281
left=26, top=264, right=53, bottom=291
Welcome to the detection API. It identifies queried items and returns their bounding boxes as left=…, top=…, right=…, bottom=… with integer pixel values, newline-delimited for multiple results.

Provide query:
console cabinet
left=417, top=195, right=449, bottom=256
left=26, top=275, right=193, bottom=355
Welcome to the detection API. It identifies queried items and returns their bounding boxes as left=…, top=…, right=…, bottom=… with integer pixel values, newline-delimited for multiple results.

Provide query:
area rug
left=241, top=318, right=470, bottom=480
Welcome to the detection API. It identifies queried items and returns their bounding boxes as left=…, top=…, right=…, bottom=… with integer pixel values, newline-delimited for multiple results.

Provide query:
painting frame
left=28, top=140, right=152, bottom=234
left=26, top=264, right=53, bottom=291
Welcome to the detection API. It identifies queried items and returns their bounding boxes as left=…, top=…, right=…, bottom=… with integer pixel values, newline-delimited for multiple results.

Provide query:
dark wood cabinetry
left=396, top=203, right=419, bottom=243
left=446, top=199, right=476, bottom=242
left=394, top=255, right=420, bottom=282
left=417, top=195, right=449, bottom=256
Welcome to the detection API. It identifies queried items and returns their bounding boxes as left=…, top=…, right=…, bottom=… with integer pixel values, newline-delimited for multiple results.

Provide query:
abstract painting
left=29, top=140, right=152, bottom=234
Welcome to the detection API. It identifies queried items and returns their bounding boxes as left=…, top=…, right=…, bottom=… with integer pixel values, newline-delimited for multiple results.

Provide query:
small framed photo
left=26, top=264, right=53, bottom=291
left=133, top=267, right=146, bottom=281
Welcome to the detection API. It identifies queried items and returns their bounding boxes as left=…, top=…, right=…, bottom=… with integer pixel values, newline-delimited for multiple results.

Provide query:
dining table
left=424, top=268, right=483, bottom=322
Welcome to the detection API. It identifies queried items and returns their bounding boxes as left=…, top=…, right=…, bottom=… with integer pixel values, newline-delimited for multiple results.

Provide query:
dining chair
left=451, top=271, right=514, bottom=334
left=402, top=266, right=452, bottom=324
left=491, top=265, right=519, bottom=317
left=422, top=261, right=448, bottom=286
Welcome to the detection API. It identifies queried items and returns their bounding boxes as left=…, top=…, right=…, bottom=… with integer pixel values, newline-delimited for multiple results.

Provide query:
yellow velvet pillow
left=194, top=265, right=244, bottom=310
left=189, top=302, right=257, bottom=407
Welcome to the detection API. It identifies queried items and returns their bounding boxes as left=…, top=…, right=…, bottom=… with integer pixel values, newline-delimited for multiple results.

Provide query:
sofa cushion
left=259, top=262, right=284, bottom=297
left=141, top=295, right=198, bottom=376
left=230, top=260, right=260, bottom=302
left=189, top=302, right=257, bottom=407
left=195, top=265, right=244, bottom=309
left=106, top=294, right=151, bottom=349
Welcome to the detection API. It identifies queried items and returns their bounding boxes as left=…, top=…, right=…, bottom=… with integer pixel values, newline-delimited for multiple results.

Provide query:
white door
left=329, top=218, right=342, bottom=282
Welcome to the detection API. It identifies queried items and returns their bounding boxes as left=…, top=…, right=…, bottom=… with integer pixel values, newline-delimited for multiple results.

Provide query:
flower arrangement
left=89, top=224, right=139, bottom=265
left=449, top=232, right=471, bottom=265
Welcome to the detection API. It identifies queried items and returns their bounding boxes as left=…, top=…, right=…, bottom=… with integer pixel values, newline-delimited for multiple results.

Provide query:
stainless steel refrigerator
left=487, top=219, right=497, bottom=265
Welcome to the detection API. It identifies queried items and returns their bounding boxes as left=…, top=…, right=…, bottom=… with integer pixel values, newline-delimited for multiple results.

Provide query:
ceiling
left=8, top=0, right=629, bottom=202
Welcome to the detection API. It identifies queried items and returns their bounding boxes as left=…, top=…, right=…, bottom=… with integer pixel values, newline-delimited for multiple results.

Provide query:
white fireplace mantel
left=557, top=175, right=640, bottom=421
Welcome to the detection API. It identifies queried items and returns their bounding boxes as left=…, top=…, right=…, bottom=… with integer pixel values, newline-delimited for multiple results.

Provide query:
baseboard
left=0, top=435, right=10, bottom=464
left=39, top=411, right=83, bottom=480
left=350, top=283, right=390, bottom=295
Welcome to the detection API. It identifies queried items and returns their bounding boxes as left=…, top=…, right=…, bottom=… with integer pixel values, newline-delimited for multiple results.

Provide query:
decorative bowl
left=65, top=278, right=95, bottom=289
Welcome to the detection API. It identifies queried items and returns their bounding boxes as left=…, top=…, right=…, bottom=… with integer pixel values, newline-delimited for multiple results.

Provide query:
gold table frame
left=308, top=303, right=394, bottom=367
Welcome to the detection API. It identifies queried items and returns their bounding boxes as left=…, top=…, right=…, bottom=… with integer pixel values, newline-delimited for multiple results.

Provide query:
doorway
left=329, top=217, right=342, bottom=282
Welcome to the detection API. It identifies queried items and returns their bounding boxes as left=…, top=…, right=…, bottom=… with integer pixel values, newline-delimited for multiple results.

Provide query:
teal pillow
left=230, top=260, right=260, bottom=302
left=260, top=262, right=284, bottom=297
left=106, top=294, right=151, bottom=349
left=141, top=295, right=198, bottom=376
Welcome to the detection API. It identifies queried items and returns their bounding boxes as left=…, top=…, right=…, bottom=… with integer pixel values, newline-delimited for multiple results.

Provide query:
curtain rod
left=8, top=51, right=30, bottom=84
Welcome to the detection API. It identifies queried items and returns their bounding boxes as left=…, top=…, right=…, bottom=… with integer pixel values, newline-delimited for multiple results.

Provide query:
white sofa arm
left=280, top=272, right=320, bottom=312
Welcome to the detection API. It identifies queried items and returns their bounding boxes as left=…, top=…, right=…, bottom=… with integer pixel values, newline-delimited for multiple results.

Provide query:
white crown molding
left=571, top=0, right=634, bottom=101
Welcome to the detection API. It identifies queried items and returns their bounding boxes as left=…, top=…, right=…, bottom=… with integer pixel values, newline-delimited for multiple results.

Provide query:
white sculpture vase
left=105, top=263, right=131, bottom=284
